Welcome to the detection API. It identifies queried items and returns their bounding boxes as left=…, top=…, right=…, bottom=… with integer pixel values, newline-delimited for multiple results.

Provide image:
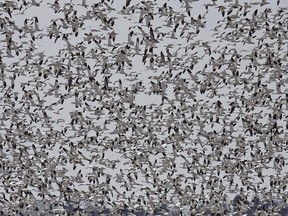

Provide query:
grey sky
left=0, top=0, right=288, bottom=215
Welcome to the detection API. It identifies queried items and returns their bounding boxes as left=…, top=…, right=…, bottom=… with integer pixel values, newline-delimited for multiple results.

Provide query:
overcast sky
left=0, top=0, right=288, bottom=214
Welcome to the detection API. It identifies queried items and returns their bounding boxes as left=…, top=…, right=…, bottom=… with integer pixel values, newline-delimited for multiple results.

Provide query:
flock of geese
left=0, top=0, right=288, bottom=215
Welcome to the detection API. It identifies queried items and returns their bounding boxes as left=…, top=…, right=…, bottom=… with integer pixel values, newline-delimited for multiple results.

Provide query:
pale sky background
left=0, top=0, right=288, bottom=214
